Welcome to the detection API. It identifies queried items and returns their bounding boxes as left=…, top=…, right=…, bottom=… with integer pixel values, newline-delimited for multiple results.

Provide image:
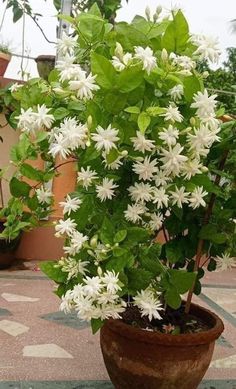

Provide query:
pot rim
left=0, top=52, right=11, bottom=61
left=104, top=302, right=224, bottom=346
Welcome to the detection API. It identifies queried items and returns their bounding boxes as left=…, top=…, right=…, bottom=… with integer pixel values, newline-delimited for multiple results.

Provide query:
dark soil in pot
left=100, top=302, right=224, bottom=389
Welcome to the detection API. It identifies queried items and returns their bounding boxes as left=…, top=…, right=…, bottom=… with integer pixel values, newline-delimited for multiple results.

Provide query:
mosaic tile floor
left=0, top=262, right=235, bottom=389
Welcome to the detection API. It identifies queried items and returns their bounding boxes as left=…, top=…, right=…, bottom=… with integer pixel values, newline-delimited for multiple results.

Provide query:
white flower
left=171, top=53, right=195, bottom=73
left=134, top=46, right=157, bottom=74
left=59, top=194, right=82, bottom=215
left=55, top=218, right=77, bottom=237
left=133, top=288, right=163, bottom=321
left=69, top=73, right=100, bottom=100
left=191, top=90, right=217, bottom=120
left=83, top=276, right=102, bottom=298
left=187, top=125, right=220, bottom=155
left=92, top=124, right=119, bottom=154
left=59, top=257, right=89, bottom=280
left=57, top=32, right=77, bottom=56
left=215, top=253, right=236, bottom=271
left=33, top=104, right=55, bottom=130
left=101, top=270, right=121, bottom=294
left=112, top=52, right=133, bottom=71
left=56, top=56, right=84, bottom=82
left=124, top=203, right=147, bottom=223
left=162, top=104, right=183, bottom=123
left=182, top=159, right=203, bottom=180
left=153, top=169, right=171, bottom=187
left=9, top=83, right=22, bottom=93
left=169, top=186, right=189, bottom=208
left=189, top=186, right=208, bottom=209
left=152, top=187, right=169, bottom=209
left=76, top=296, right=100, bottom=321
left=160, top=143, right=188, bottom=176
left=133, top=156, right=158, bottom=181
left=99, top=303, right=126, bottom=320
left=35, top=186, right=53, bottom=204
left=59, top=117, right=88, bottom=150
left=70, top=231, right=89, bottom=253
left=102, top=153, right=124, bottom=170
left=16, top=107, right=35, bottom=132
left=131, top=131, right=155, bottom=153
left=159, top=125, right=179, bottom=146
left=128, top=182, right=153, bottom=203
left=77, top=166, right=98, bottom=189
left=192, top=34, right=221, bottom=63
left=168, top=84, right=184, bottom=101
left=96, top=178, right=118, bottom=201
left=49, top=133, right=70, bottom=159
left=60, top=290, right=75, bottom=314
left=149, top=212, right=164, bottom=231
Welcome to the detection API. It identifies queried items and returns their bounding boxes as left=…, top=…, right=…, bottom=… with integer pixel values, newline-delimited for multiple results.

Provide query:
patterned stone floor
left=0, top=262, right=235, bottom=389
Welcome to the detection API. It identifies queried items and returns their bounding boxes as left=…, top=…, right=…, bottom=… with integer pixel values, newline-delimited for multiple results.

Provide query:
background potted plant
left=1, top=3, right=236, bottom=388
left=0, top=42, right=12, bottom=77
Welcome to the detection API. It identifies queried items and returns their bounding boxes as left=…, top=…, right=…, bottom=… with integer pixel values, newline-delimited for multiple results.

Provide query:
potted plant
left=1, top=4, right=236, bottom=388
left=0, top=42, right=12, bottom=77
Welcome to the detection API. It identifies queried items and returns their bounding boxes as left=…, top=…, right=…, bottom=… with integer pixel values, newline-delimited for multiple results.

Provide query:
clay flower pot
left=0, top=52, right=11, bottom=77
left=35, top=55, right=55, bottom=80
left=100, top=302, right=224, bottom=389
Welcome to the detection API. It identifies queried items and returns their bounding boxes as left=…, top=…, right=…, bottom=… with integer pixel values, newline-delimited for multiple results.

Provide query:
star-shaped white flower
left=133, top=288, right=163, bottom=321
left=128, top=182, right=153, bottom=203
left=160, top=143, right=188, bottom=176
left=159, top=125, right=179, bottom=146
left=192, top=34, right=221, bottom=63
left=149, top=212, right=164, bottom=231
left=168, top=84, right=184, bottom=101
left=69, top=230, right=88, bottom=253
left=92, top=124, right=119, bottom=153
left=131, top=131, right=155, bottom=153
left=215, top=253, right=236, bottom=271
left=191, top=90, right=217, bottom=120
left=57, top=32, right=77, bottom=56
left=124, top=203, right=147, bottom=223
left=152, top=187, right=169, bottom=209
left=134, top=46, right=157, bottom=74
left=35, top=186, right=53, bottom=204
left=133, top=156, right=158, bottom=181
left=33, top=104, right=55, bottom=130
left=169, top=186, right=189, bottom=208
left=189, top=186, right=208, bottom=209
left=96, top=178, right=118, bottom=201
left=55, top=218, right=77, bottom=237
left=162, top=104, right=183, bottom=123
left=59, top=194, right=82, bottom=215
left=77, top=166, right=98, bottom=189
left=69, top=72, right=100, bottom=100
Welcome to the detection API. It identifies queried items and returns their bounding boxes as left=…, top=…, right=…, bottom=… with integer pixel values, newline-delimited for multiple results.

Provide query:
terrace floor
left=0, top=261, right=235, bottom=389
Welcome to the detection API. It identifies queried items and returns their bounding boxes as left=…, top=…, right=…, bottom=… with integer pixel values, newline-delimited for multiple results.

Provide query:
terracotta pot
left=100, top=302, right=224, bottom=389
left=35, top=55, right=55, bottom=80
left=0, top=52, right=11, bottom=77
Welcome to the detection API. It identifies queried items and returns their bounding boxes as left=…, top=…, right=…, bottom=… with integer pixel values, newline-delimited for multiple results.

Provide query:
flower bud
left=97, top=266, right=103, bottom=276
left=101, top=249, right=107, bottom=253
left=87, top=249, right=95, bottom=256
left=90, top=235, right=98, bottom=248
left=87, top=115, right=93, bottom=129
left=121, top=150, right=128, bottom=157
left=156, top=5, right=162, bottom=15
left=201, top=166, right=208, bottom=172
left=153, top=12, right=158, bottom=23
left=86, top=140, right=91, bottom=147
left=115, top=42, right=123, bottom=60
left=202, top=71, right=209, bottom=78
left=190, top=117, right=196, bottom=126
left=145, top=6, right=151, bottom=21
left=105, top=243, right=111, bottom=248
left=115, top=243, right=119, bottom=247
left=161, top=48, right=168, bottom=62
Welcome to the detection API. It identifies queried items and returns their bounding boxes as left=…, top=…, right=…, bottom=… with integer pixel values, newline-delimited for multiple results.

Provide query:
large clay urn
left=100, top=302, right=224, bottom=389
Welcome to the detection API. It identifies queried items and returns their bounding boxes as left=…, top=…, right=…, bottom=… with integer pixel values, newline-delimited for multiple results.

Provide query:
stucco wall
left=0, top=113, right=20, bottom=206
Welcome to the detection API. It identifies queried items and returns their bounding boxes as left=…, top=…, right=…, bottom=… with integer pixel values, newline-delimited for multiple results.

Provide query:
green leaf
left=103, top=92, right=127, bottom=114
left=40, top=261, right=67, bottom=283
left=165, top=240, right=184, bottom=264
left=138, top=112, right=151, bottom=133
left=117, top=66, right=144, bottom=93
left=91, top=52, right=116, bottom=89
left=183, top=75, right=202, bottom=102
left=53, top=107, right=70, bottom=120
left=73, top=195, right=94, bottom=230
left=146, top=106, right=166, bottom=116
left=106, top=148, right=119, bottom=164
left=114, top=229, right=127, bottom=243
left=169, top=269, right=196, bottom=294
left=106, top=253, right=134, bottom=272
left=124, top=106, right=140, bottom=114
left=10, top=177, right=31, bottom=198
left=91, top=318, right=104, bottom=334
left=199, top=225, right=227, bottom=244
left=126, top=227, right=150, bottom=245
left=162, top=10, right=189, bottom=53
left=127, top=268, right=153, bottom=293
left=67, top=101, right=86, bottom=112
left=113, top=247, right=128, bottom=257
left=100, top=216, right=115, bottom=245
left=140, top=256, right=163, bottom=276
left=20, top=163, right=43, bottom=181
left=165, top=286, right=182, bottom=309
